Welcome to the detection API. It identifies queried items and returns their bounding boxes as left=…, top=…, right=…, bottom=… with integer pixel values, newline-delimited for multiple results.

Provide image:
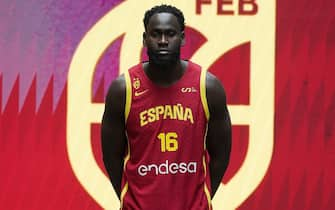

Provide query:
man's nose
left=158, top=34, right=168, bottom=45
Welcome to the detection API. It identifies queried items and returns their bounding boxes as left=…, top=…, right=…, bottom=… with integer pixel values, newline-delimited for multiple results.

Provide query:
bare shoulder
left=106, top=74, right=126, bottom=101
left=206, top=71, right=223, bottom=87
left=205, top=71, right=227, bottom=104
left=104, top=74, right=127, bottom=117
left=108, top=74, right=126, bottom=93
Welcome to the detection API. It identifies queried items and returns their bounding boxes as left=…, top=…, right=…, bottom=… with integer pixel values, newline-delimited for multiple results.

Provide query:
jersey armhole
left=200, top=70, right=210, bottom=121
left=121, top=71, right=131, bottom=208
left=124, top=70, right=132, bottom=122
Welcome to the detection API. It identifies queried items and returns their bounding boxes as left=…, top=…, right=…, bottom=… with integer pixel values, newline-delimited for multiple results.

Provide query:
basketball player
left=101, top=5, right=232, bottom=210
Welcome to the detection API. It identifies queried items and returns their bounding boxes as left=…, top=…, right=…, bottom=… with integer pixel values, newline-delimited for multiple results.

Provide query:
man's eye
left=151, top=32, right=160, bottom=37
left=167, top=31, right=176, bottom=36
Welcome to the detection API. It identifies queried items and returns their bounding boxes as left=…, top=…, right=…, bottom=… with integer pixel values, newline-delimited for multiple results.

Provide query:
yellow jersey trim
left=203, top=124, right=212, bottom=209
left=122, top=69, right=131, bottom=207
left=120, top=182, right=128, bottom=208
left=200, top=70, right=210, bottom=121
left=203, top=156, right=212, bottom=209
left=124, top=70, right=132, bottom=122
left=123, top=133, right=130, bottom=170
left=120, top=133, right=130, bottom=208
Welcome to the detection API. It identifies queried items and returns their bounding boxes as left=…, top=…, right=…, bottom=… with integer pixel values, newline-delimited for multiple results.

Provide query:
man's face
left=143, top=12, right=185, bottom=65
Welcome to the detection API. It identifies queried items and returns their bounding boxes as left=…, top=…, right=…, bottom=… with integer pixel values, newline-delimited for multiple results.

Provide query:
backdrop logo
left=67, top=0, right=275, bottom=209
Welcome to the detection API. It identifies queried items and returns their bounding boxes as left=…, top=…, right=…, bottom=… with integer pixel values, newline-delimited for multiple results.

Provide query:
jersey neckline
left=140, top=60, right=192, bottom=89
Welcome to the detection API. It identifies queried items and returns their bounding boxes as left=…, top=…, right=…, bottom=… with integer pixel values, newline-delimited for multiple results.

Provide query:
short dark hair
left=143, top=4, right=185, bottom=31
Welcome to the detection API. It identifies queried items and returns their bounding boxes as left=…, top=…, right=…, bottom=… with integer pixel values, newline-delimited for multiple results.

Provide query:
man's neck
left=144, top=60, right=187, bottom=87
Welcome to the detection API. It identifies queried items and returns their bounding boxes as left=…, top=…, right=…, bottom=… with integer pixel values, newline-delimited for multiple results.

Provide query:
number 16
left=157, top=132, right=178, bottom=152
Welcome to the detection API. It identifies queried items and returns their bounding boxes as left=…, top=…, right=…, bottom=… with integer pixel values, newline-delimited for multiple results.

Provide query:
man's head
left=143, top=5, right=185, bottom=66
left=143, top=5, right=185, bottom=32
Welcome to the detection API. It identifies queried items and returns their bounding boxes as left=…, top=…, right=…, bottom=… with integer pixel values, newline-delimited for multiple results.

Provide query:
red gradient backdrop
left=1, top=0, right=334, bottom=209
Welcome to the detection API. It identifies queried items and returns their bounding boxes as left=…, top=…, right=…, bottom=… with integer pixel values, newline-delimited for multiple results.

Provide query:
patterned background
left=1, top=0, right=334, bottom=209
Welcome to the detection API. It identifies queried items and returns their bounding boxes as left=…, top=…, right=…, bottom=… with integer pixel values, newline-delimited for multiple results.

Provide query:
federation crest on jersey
left=133, top=77, right=141, bottom=90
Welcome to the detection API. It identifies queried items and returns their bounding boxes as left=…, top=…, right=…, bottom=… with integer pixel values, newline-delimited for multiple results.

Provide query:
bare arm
left=101, top=75, right=127, bottom=200
left=206, top=72, right=232, bottom=198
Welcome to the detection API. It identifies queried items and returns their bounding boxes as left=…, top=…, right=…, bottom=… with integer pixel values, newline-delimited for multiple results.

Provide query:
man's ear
left=143, top=32, right=147, bottom=47
left=181, top=31, right=185, bottom=46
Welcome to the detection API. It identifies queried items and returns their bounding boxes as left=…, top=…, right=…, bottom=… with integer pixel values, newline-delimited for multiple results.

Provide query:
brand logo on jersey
left=134, top=89, right=148, bottom=97
left=138, top=160, right=197, bottom=176
left=181, top=87, right=197, bottom=93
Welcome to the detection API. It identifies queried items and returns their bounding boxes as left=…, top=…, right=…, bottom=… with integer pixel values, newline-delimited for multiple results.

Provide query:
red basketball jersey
left=121, top=61, right=212, bottom=210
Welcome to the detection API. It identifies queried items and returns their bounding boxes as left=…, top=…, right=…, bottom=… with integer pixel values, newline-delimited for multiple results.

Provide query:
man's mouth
left=157, top=50, right=170, bottom=55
